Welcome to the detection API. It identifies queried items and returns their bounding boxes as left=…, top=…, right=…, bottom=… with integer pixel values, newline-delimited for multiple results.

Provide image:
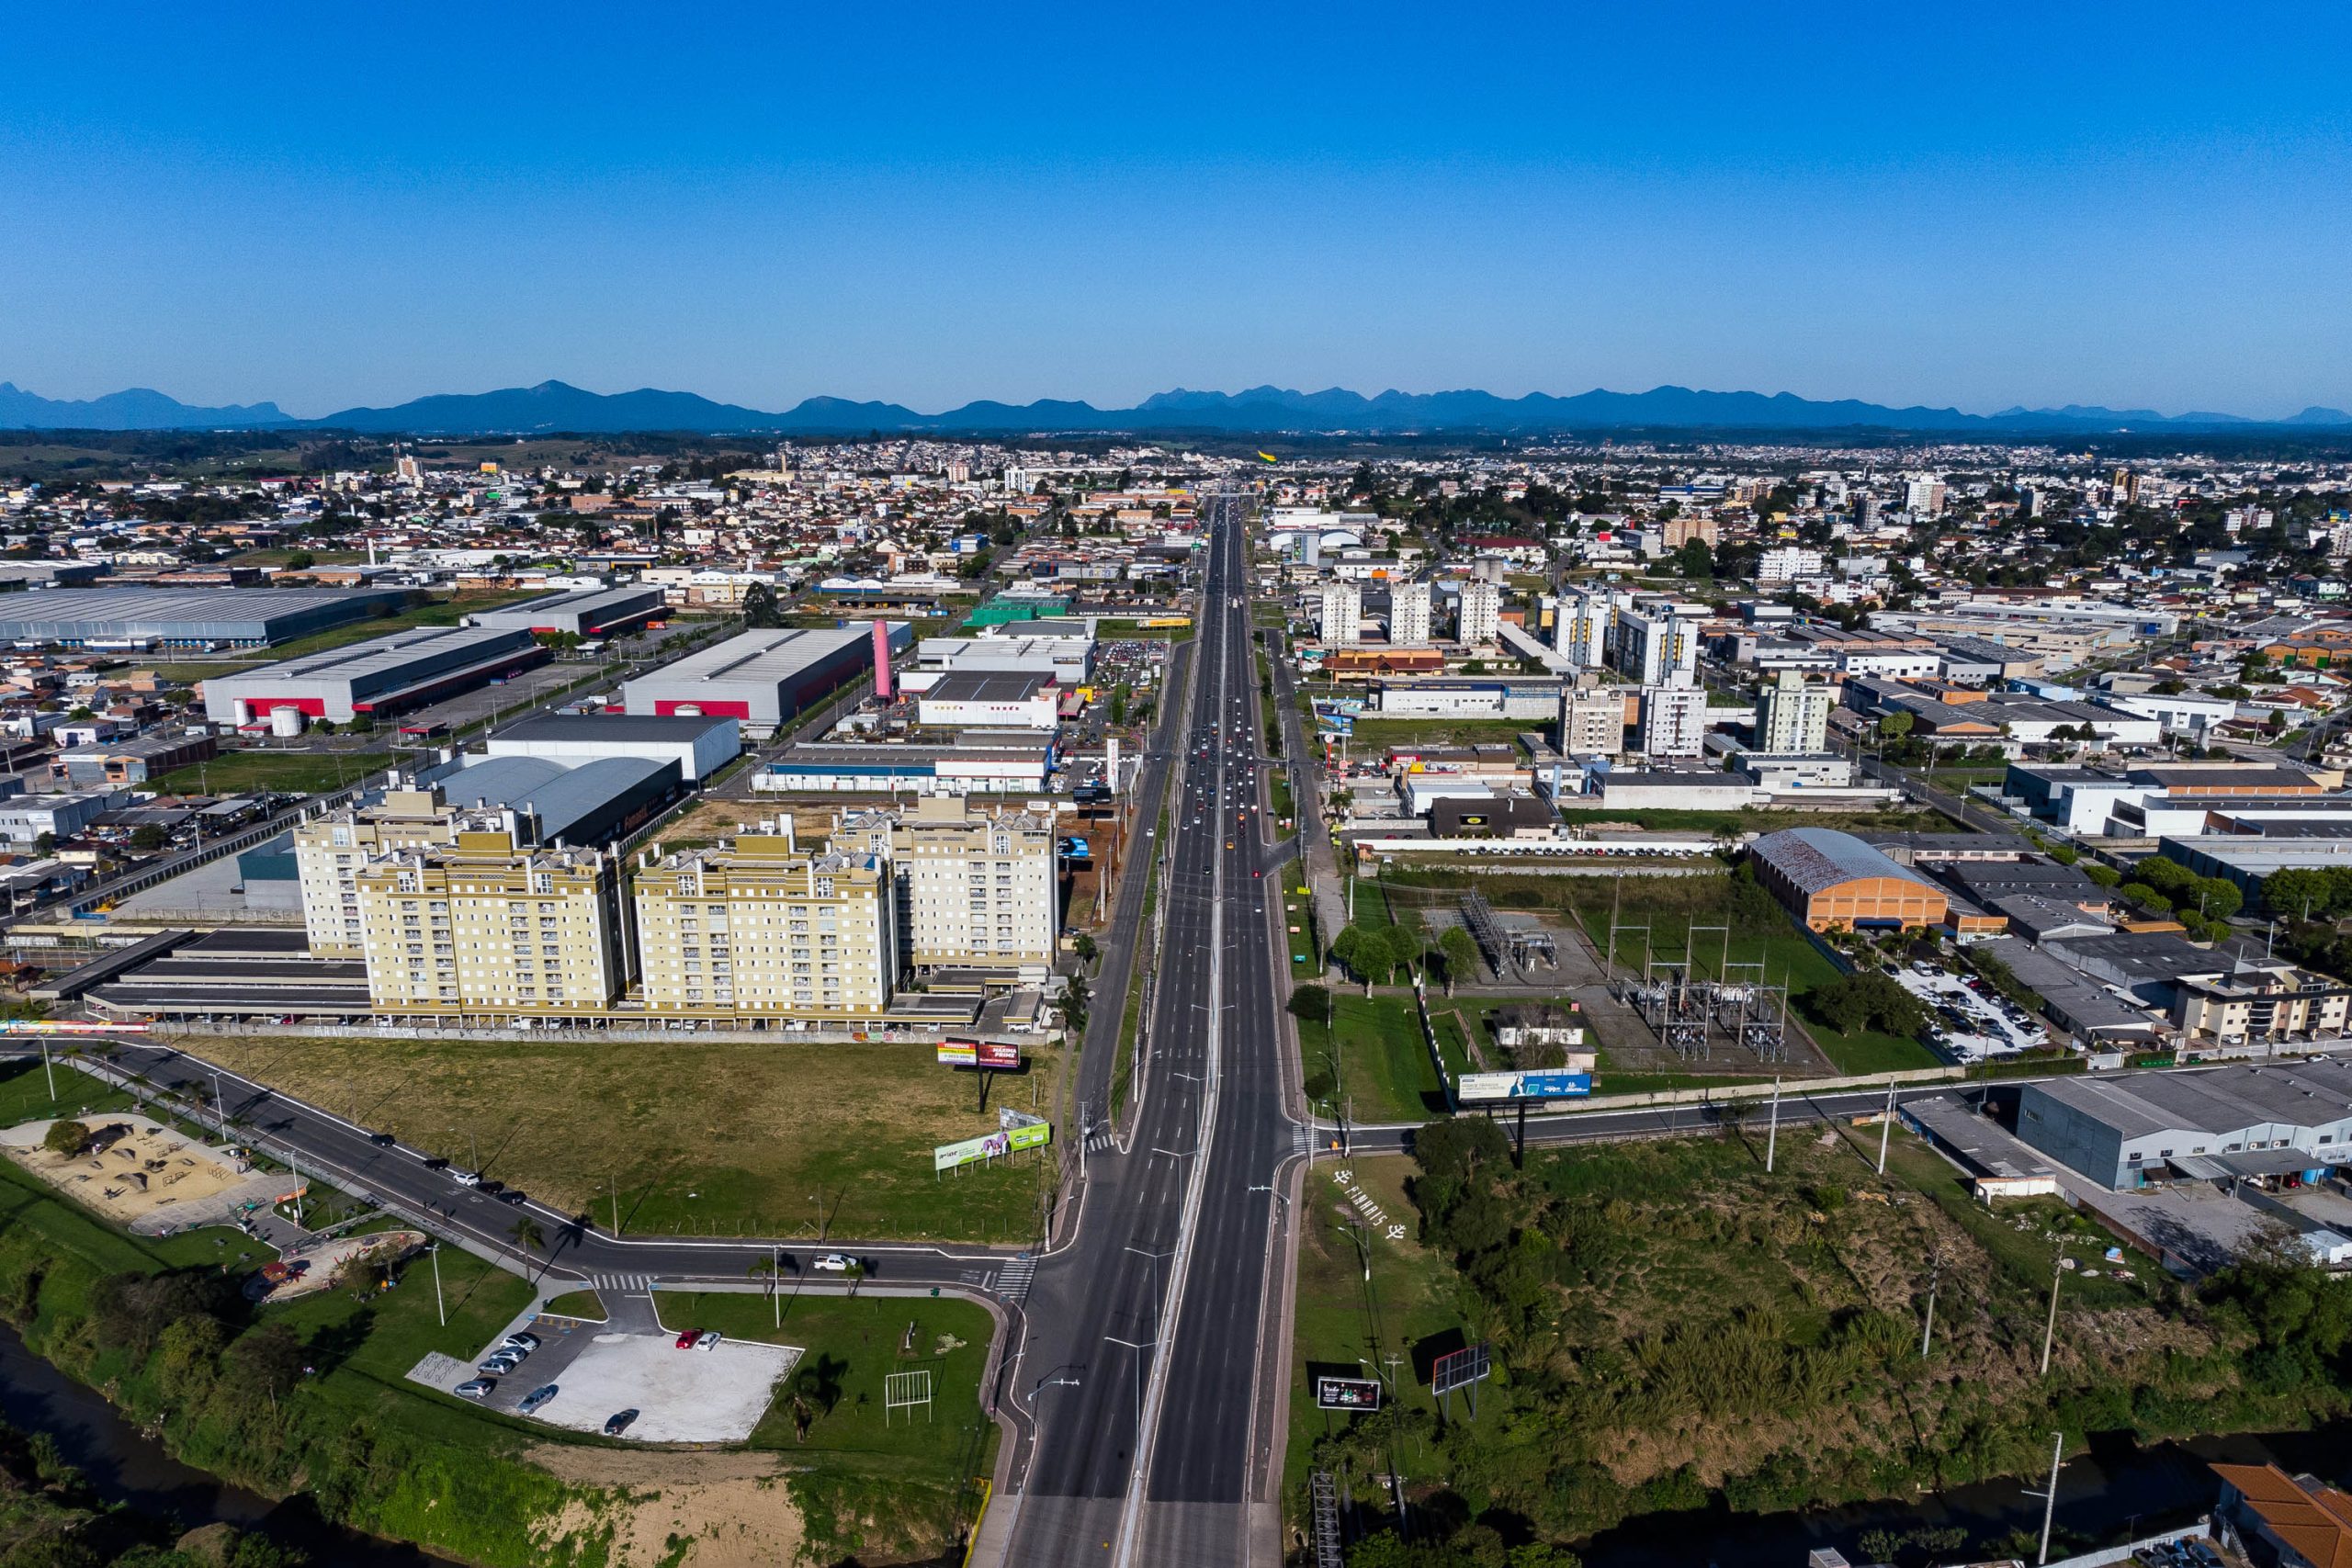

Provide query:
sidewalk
left=1264, top=626, right=1345, bottom=976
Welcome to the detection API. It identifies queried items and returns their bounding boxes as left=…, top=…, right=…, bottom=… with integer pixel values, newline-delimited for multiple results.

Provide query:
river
left=1577, top=1420, right=2352, bottom=1567
left=0, top=1324, right=457, bottom=1566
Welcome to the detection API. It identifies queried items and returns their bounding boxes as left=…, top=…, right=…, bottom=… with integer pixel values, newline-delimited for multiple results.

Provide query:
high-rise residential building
left=1561, top=687, right=1628, bottom=756
left=1662, top=513, right=1720, bottom=548
left=1754, top=669, right=1835, bottom=754
left=1755, top=546, right=1827, bottom=584
left=1610, top=605, right=1702, bottom=685
left=297, top=787, right=487, bottom=957
left=1640, top=682, right=1708, bottom=758
left=1905, top=479, right=1947, bottom=517
left=1457, top=579, right=1502, bottom=646
left=1317, top=581, right=1363, bottom=645
left=1553, top=587, right=1619, bottom=669
left=633, top=835, right=897, bottom=1021
left=833, top=797, right=1058, bottom=980
left=355, top=834, right=628, bottom=1018
left=1388, top=580, right=1432, bottom=647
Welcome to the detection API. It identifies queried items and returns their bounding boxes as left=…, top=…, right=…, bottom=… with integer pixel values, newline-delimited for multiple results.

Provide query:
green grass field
left=192, top=1032, right=1064, bottom=1246
left=1304, top=993, right=1445, bottom=1122
left=1342, top=716, right=1537, bottom=750
left=153, top=747, right=383, bottom=795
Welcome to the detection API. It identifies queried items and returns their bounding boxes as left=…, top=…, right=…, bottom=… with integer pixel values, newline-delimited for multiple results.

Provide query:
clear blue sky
left=5, top=2, right=2348, bottom=418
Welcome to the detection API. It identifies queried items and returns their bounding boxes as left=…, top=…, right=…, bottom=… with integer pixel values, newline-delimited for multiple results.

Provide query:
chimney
left=871, top=618, right=893, bottom=701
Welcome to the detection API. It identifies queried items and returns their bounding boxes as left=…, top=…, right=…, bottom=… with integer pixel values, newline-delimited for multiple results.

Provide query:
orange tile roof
left=2215, top=1462, right=2352, bottom=1568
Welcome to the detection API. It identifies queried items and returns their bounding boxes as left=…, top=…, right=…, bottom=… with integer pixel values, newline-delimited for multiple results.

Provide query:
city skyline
left=5, top=3, right=2347, bottom=414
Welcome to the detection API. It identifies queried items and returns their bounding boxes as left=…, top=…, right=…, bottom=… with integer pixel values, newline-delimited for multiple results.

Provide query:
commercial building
left=202, top=626, right=545, bottom=725
left=915, top=671, right=1060, bottom=730
left=1370, top=677, right=1567, bottom=721
left=0, top=789, right=128, bottom=844
left=484, top=711, right=741, bottom=784
left=0, top=587, right=407, bottom=649
left=1561, top=687, right=1630, bottom=756
left=1388, top=581, right=1432, bottom=647
left=2015, top=1060, right=2352, bottom=1191
left=620, top=626, right=883, bottom=735
left=633, top=835, right=897, bottom=1021
left=49, top=734, right=216, bottom=787
left=834, top=797, right=1058, bottom=979
left=1755, top=670, right=1835, bottom=755
left=356, top=834, right=629, bottom=1018
left=1750, top=828, right=1951, bottom=931
left=914, top=627, right=1092, bottom=684
left=1430, top=794, right=1555, bottom=839
left=1457, top=579, right=1503, bottom=646
left=467, top=584, right=666, bottom=637
left=1639, top=682, right=1708, bottom=758
left=754, top=732, right=1053, bottom=796
left=1317, top=581, right=1363, bottom=645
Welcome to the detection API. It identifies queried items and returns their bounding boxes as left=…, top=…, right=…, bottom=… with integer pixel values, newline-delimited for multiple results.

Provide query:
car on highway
left=518, top=1383, right=560, bottom=1415
left=367, top=1131, right=395, bottom=1146
left=494, top=1188, right=526, bottom=1206
left=451, top=1169, right=482, bottom=1187
left=673, top=1328, right=702, bottom=1349
left=810, top=1253, right=854, bottom=1273
left=455, top=1377, right=496, bottom=1399
left=693, top=1330, right=722, bottom=1351
left=604, top=1408, right=639, bottom=1436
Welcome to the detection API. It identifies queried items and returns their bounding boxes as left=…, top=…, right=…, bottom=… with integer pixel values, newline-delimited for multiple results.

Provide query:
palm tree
left=509, top=1216, right=547, bottom=1282
left=842, top=1259, right=865, bottom=1299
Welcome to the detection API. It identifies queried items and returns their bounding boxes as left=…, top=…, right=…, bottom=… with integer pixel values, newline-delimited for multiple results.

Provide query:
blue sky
left=4, top=2, right=2348, bottom=417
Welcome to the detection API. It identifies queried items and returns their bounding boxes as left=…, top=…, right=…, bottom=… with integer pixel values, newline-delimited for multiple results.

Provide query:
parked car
left=480, top=1355, right=523, bottom=1375
left=494, top=1189, right=526, bottom=1206
left=500, top=1332, right=541, bottom=1352
left=603, top=1408, right=639, bottom=1437
left=694, top=1330, right=722, bottom=1351
left=674, top=1328, right=701, bottom=1349
left=518, top=1383, right=559, bottom=1415
left=455, top=1378, right=496, bottom=1399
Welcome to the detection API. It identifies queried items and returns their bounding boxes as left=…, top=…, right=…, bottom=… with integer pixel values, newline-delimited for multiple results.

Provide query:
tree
left=1287, top=984, right=1333, bottom=1024
left=130, top=825, right=166, bottom=852
left=43, top=1119, right=89, bottom=1157
left=1673, top=537, right=1714, bottom=579
left=2084, top=863, right=2122, bottom=888
left=1439, top=928, right=1482, bottom=996
left=281, top=549, right=316, bottom=572
left=33, top=831, right=54, bottom=857
left=227, top=1320, right=306, bottom=1409
left=509, top=1216, right=547, bottom=1279
left=1070, top=932, right=1099, bottom=964
left=1878, top=710, right=1915, bottom=740
left=741, top=581, right=781, bottom=629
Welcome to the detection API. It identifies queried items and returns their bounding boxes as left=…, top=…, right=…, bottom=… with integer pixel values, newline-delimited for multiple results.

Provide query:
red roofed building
left=2214, top=1462, right=2352, bottom=1568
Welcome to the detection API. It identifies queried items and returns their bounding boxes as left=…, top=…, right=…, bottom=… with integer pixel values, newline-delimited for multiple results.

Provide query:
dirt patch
left=529, top=1447, right=804, bottom=1568
left=0, top=1115, right=278, bottom=1232
left=253, top=1228, right=426, bottom=1303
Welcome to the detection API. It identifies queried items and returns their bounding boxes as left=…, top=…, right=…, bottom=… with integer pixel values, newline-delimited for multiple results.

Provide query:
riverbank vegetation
left=1306, top=1121, right=2351, bottom=1565
left=0, top=1412, right=308, bottom=1567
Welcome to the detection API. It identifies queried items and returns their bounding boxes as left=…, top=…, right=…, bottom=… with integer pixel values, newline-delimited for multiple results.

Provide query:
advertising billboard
left=1456, top=1070, right=1593, bottom=1102
left=936, top=1039, right=1023, bottom=1069
left=933, top=1122, right=1051, bottom=1171
left=0, top=1020, right=148, bottom=1034
left=1315, top=1376, right=1384, bottom=1411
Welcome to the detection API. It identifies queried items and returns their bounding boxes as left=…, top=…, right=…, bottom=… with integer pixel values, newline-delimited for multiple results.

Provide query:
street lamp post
left=1103, top=1333, right=1157, bottom=1464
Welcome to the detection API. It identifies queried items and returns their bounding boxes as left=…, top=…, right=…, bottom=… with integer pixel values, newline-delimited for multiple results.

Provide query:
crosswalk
left=995, top=1258, right=1036, bottom=1302
left=583, top=1272, right=656, bottom=1292
left=1085, top=1131, right=1116, bottom=1154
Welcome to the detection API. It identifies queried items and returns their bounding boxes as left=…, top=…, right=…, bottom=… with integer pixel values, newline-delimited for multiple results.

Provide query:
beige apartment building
left=355, top=834, right=628, bottom=1018
left=833, top=797, right=1058, bottom=979
left=297, top=788, right=485, bottom=956
left=633, top=836, right=897, bottom=1021
left=1560, top=687, right=1629, bottom=757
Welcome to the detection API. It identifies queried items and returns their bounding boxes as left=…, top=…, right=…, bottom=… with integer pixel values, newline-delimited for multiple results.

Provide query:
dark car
left=367, top=1132, right=395, bottom=1146
left=604, top=1408, right=639, bottom=1436
left=494, top=1188, right=526, bottom=1206
left=517, top=1383, right=560, bottom=1415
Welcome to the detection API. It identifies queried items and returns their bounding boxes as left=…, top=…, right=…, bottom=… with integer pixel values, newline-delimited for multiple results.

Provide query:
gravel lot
left=526, top=1331, right=802, bottom=1443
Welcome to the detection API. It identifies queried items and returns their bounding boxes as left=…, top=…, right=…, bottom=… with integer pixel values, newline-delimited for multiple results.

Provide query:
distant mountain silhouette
left=3, top=377, right=2349, bottom=436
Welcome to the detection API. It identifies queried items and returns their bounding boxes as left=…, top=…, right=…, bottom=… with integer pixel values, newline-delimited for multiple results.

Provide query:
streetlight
left=1103, top=1333, right=1157, bottom=1462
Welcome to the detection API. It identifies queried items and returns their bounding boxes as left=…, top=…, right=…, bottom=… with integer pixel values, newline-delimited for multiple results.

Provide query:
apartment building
left=297, top=788, right=477, bottom=956
left=633, top=836, right=897, bottom=1021
left=1317, top=581, right=1363, bottom=645
left=833, top=797, right=1058, bottom=980
left=355, top=835, right=628, bottom=1017
left=1553, top=587, right=1621, bottom=669
left=1640, top=682, right=1708, bottom=757
left=1457, top=579, right=1502, bottom=646
left=1561, top=687, right=1629, bottom=756
left=1611, top=605, right=1702, bottom=684
left=1755, top=669, right=1835, bottom=754
left=1388, top=580, right=1432, bottom=647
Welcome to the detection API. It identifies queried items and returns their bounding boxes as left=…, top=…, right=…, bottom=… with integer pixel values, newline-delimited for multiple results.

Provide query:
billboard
left=1315, top=1376, right=1383, bottom=1412
left=936, top=1039, right=1023, bottom=1069
left=933, top=1122, right=1050, bottom=1172
left=1432, top=1341, right=1492, bottom=1397
left=1457, top=1070, right=1593, bottom=1102
left=0, top=1020, right=148, bottom=1034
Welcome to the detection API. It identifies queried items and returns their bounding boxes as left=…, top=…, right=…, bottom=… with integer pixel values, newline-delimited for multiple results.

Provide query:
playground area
left=0, top=1114, right=288, bottom=1234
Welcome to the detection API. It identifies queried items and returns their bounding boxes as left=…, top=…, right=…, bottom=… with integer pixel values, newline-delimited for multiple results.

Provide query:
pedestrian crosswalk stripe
left=997, top=1259, right=1036, bottom=1302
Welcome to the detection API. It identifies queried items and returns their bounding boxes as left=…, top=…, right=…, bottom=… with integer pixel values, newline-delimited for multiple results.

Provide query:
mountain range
left=3, top=378, right=2348, bottom=437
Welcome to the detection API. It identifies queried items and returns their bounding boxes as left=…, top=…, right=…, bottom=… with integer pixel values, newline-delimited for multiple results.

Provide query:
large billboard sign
left=1315, top=1376, right=1384, bottom=1412
left=1457, top=1070, right=1592, bottom=1102
left=0, top=1020, right=148, bottom=1035
left=933, top=1122, right=1051, bottom=1172
left=1432, top=1342, right=1492, bottom=1397
left=936, top=1039, right=1023, bottom=1069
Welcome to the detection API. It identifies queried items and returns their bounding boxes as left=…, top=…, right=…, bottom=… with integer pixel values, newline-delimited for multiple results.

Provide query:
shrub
left=42, top=1120, right=89, bottom=1157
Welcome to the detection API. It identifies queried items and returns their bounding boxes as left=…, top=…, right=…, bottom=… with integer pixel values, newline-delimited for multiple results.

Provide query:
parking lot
left=1894, top=961, right=2048, bottom=1063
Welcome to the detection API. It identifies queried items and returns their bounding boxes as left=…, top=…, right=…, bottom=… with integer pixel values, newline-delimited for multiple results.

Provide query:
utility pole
left=1765, top=1076, right=1781, bottom=1174
left=1876, top=1074, right=1896, bottom=1176
left=431, top=1243, right=445, bottom=1326
left=1920, top=1247, right=1942, bottom=1358
left=2034, top=1431, right=2064, bottom=1564
left=39, top=1034, right=54, bottom=1102
left=2040, top=1253, right=2064, bottom=1376
left=773, top=1241, right=782, bottom=1327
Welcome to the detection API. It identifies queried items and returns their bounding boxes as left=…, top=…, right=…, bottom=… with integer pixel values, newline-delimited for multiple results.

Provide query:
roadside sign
left=933, top=1122, right=1050, bottom=1172
left=1315, top=1376, right=1383, bottom=1412
left=936, top=1039, right=1023, bottom=1069
left=1457, top=1071, right=1592, bottom=1102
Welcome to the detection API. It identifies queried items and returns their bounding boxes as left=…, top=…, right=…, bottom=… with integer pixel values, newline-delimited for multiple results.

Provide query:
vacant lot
left=1300, top=993, right=1444, bottom=1123
left=193, top=1032, right=1062, bottom=1245
left=153, top=746, right=381, bottom=795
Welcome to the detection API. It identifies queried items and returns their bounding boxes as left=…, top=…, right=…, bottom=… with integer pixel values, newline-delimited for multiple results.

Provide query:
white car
left=810, top=1253, right=854, bottom=1273
left=452, top=1169, right=483, bottom=1188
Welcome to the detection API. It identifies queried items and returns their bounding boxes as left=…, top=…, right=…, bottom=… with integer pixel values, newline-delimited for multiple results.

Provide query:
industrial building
left=753, top=732, right=1054, bottom=795
left=485, top=711, right=741, bottom=783
left=49, top=734, right=216, bottom=786
left=467, top=584, right=666, bottom=637
left=0, top=789, right=129, bottom=844
left=1370, top=677, right=1567, bottom=721
left=912, top=627, right=1092, bottom=685
left=633, top=835, right=898, bottom=1021
left=201, top=626, right=546, bottom=725
left=357, top=836, right=630, bottom=1019
left=0, top=587, right=408, bottom=649
left=620, top=625, right=892, bottom=735
left=1749, top=827, right=1951, bottom=931
left=915, top=671, right=1061, bottom=730
left=2015, top=1060, right=2352, bottom=1190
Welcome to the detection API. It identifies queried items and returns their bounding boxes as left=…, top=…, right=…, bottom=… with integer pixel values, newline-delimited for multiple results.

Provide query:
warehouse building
left=2016, top=1060, right=2352, bottom=1191
left=0, top=789, right=129, bottom=845
left=621, top=626, right=894, bottom=735
left=49, top=734, right=217, bottom=786
left=1370, top=677, right=1570, bottom=721
left=1749, top=827, right=1951, bottom=931
left=753, top=731, right=1053, bottom=795
left=913, top=628, right=1093, bottom=684
left=485, top=711, right=741, bottom=783
left=916, top=671, right=1061, bottom=730
left=202, top=626, right=546, bottom=725
left=0, top=587, right=408, bottom=649
left=467, top=584, right=666, bottom=638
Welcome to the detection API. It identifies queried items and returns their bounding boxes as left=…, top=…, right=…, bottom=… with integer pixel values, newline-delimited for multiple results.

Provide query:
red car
left=674, top=1328, right=700, bottom=1349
